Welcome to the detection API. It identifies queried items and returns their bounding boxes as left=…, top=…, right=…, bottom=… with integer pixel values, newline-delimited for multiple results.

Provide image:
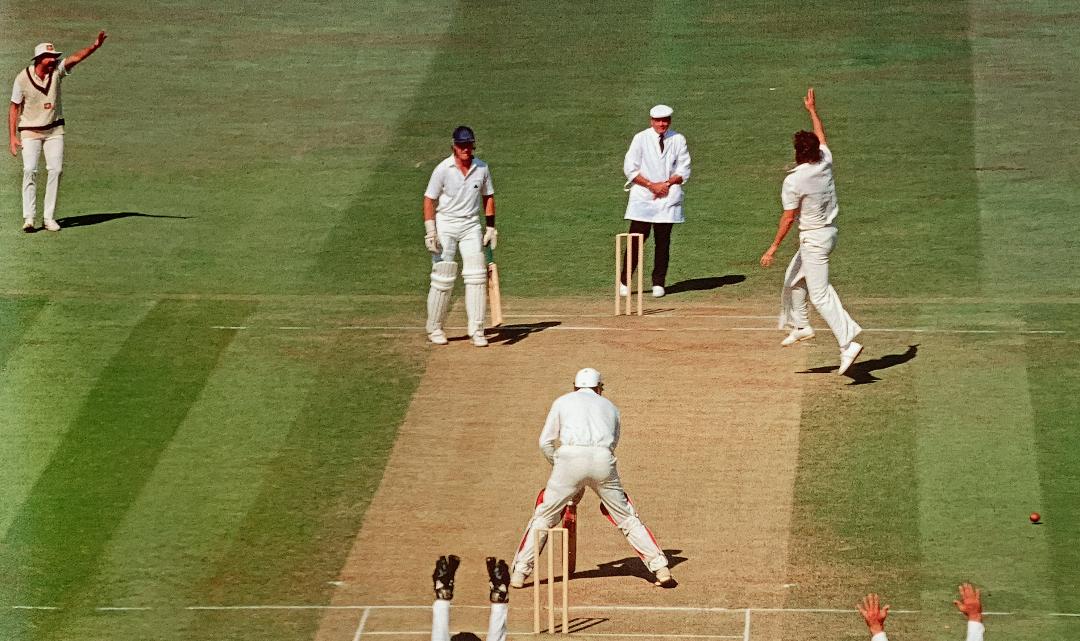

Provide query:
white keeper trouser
left=511, top=445, right=668, bottom=577
left=20, top=132, right=65, bottom=223
left=428, top=215, right=486, bottom=335
left=779, top=225, right=862, bottom=348
left=431, top=599, right=507, bottom=641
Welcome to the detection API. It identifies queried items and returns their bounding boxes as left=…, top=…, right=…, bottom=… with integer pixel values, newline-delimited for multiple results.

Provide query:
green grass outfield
left=1, top=1, right=1078, bottom=640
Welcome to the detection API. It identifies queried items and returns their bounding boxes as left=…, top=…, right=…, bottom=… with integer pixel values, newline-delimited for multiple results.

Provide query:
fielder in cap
left=9, top=31, right=107, bottom=232
left=760, top=87, right=863, bottom=375
left=620, top=104, right=691, bottom=297
left=509, top=368, right=675, bottom=589
left=422, top=125, right=497, bottom=346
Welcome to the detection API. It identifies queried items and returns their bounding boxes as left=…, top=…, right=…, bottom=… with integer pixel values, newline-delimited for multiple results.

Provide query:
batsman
left=422, top=125, right=496, bottom=347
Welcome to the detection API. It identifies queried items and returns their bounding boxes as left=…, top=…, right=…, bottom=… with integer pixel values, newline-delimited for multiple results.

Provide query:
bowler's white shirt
left=539, top=389, right=620, bottom=462
left=782, top=143, right=838, bottom=231
left=424, top=156, right=494, bottom=221
left=623, top=128, right=691, bottom=224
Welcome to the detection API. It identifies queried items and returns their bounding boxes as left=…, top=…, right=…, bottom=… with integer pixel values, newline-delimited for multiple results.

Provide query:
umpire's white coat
left=623, top=128, right=691, bottom=223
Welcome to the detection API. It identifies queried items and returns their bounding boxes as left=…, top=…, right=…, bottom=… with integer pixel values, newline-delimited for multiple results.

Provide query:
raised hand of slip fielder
left=857, top=593, right=889, bottom=637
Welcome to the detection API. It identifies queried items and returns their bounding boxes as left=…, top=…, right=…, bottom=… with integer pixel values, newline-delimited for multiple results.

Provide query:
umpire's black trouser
left=620, top=220, right=673, bottom=287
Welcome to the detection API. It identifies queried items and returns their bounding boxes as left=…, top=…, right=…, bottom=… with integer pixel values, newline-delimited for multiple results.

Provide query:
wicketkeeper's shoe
left=486, top=557, right=510, bottom=603
left=654, top=567, right=677, bottom=588
left=509, top=571, right=527, bottom=589
left=432, top=554, right=461, bottom=601
left=837, top=341, right=863, bottom=376
left=652, top=285, right=665, bottom=298
left=22, top=221, right=35, bottom=233
left=781, top=326, right=815, bottom=347
left=471, top=331, right=489, bottom=347
left=43, top=219, right=60, bottom=232
left=428, top=329, right=448, bottom=345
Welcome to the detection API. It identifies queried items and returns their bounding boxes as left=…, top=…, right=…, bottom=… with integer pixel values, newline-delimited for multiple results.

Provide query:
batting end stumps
left=615, top=232, right=644, bottom=316
left=533, top=527, right=570, bottom=634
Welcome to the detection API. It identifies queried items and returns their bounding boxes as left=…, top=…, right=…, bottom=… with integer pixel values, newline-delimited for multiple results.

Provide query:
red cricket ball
left=1029, top=512, right=1041, bottom=524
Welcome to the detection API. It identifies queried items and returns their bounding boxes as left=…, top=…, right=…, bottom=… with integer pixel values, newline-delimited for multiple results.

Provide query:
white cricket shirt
left=781, top=143, right=838, bottom=231
left=424, top=155, right=495, bottom=221
left=538, top=388, right=621, bottom=462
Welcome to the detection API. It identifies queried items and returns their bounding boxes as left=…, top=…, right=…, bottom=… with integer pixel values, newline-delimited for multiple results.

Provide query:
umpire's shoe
left=486, top=557, right=510, bottom=603
left=432, top=554, right=461, bottom=601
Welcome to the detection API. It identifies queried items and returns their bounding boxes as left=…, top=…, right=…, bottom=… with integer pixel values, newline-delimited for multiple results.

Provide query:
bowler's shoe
left=838, top=341, right=863, bottom=375
left=781, top=326, right=815, bottom=347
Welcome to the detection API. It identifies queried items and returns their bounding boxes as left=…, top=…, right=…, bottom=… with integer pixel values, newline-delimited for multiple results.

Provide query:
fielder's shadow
left=665, top=274, right=746, bottom=294
left=571, top=548, right=688, bottom=585
left=798, top=344, right=919, bottom=385
left=487, top=321, right=561, bottom=346
left=453, top=618, right=609, bottom=639
left=57, top=212, right=191, bottom=228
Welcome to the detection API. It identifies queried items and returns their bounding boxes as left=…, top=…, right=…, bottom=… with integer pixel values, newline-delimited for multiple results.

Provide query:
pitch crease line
left=352, top=607, right=371, bottom=641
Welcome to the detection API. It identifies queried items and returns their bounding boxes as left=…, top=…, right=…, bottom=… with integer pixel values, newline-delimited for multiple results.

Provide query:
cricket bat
left=485, top=246, right=504, bottom=326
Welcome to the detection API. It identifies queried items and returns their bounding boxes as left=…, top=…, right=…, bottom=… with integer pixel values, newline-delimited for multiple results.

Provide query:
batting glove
left=483, top=227, right=498, bottom=250
left=424, top=219, right=440, bottom=253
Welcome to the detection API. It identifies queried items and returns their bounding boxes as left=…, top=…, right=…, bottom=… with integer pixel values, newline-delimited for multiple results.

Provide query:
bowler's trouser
left=779, top=225, right=861, bottom=348
left=511, top=445, right=667, bottom=577
left=431, top=599, right=507, bottom=641
left=20, top=131, right=65, bottom=224
left=620, top=220, right=673, bottom=287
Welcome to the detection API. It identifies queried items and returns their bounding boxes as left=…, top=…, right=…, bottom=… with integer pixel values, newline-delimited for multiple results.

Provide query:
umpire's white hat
left=649, top=104, right=674, bottom=118
left=574, top=368, right=603, bottom=388
left=32, top=43, right=62, bottom=60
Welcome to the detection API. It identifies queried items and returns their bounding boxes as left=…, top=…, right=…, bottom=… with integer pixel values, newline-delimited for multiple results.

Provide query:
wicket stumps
left=533, top=527, right=570, bottom=634
left=615, top=232, right=644, bottom=316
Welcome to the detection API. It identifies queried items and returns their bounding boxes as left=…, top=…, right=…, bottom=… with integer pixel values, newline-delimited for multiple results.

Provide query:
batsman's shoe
left=486, top=557, right=510, bottom=603
left=428, top=329, right=448, bottom=345
left=432, top=554, right=461, bottom=601
left=619, top=283, right=629, bottom=297
left=509, top=570, right=527, bottom=589
left=21, top=221, right=35, bottom=233
left=654, top=567, right=677, bottom=588
left=781, top=326, right=815, bottom=347
left=471, top=331, right=489, bottom=347
left=837, top=341, right=863, bottom=376
left=652, top=285, right=665, bottom=298
left=43, top=219, right=60, bottom=232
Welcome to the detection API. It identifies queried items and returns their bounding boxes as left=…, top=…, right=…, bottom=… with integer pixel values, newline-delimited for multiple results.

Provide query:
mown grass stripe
left=0, top=299, right=156, bottom=539
left=0, top=298, right=47, bottom=368
left=914, top=320, right=1051, bottom=612
left=0, top=299, right=254, bottom=613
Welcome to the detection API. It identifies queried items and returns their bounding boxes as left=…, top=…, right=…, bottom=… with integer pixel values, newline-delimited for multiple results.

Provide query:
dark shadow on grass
left=798, top=344, right=919, bottom=385
left=665, top=274, right=746, bottom=294
left=57, top=212, right=192, bottom=228
left=488, top=321, right=561, bottom=345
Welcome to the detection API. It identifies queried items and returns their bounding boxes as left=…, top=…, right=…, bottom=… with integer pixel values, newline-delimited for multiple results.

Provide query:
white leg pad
left=462, top=254, right=487, bottom=335
left=426, top=261, right=458, bottom=334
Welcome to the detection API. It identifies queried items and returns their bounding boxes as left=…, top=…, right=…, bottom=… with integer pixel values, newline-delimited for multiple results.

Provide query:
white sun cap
left=574, top=367, right=603, bottom=388
left=33, top=43, right=62, bottom=59
left=649, top=104, right=673, bottom=119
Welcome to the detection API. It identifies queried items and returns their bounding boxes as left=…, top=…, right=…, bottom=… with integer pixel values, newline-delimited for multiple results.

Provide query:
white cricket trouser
left=428, top=215, right=486, bottom=335
left=20, top=132, right=65, bottom=223
left=431, top=599, right=507, bottom=641
left=511, top=445, right=667, bottom=577
left=779, top=225, right=862, bottom=348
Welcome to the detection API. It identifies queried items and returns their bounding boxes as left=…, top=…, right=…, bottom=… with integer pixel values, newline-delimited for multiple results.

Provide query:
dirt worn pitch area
left=314, top=297, right=824, bottom=641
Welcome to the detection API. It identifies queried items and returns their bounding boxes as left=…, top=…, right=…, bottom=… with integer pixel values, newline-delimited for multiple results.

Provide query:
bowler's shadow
left=57, top=212, right=191, bottom=228
left=488, top=321, right=560, bottom=346
left=571, top=548, right=687, bottom=585
left=799, top=344, right=919, bottom=385
left=665, top=274, right=746, bottom=294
